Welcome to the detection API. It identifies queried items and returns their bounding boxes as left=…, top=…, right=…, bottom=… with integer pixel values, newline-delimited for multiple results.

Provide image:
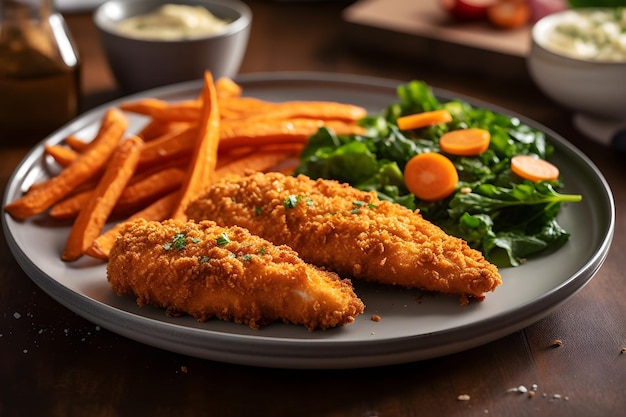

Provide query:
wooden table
left=1, top=1, right=625, bottom=416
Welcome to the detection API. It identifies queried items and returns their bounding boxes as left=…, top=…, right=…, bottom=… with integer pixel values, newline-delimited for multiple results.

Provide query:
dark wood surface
left=1, top=1, right=625, bottom=416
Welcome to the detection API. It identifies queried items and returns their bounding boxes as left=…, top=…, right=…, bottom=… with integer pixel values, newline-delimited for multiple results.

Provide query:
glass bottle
left=0, top=0, right=80, bottom=144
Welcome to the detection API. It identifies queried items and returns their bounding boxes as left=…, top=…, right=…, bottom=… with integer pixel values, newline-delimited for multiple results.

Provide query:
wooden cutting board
left=342, top=0, right=532, bottom=79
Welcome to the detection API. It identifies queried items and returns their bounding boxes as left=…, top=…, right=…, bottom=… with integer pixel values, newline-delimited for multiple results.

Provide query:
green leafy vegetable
left=163, top=232, right=188, bottom=251
left=216, top=233, right=230, bottom=246
left=295, top=80, right=582, bottom=267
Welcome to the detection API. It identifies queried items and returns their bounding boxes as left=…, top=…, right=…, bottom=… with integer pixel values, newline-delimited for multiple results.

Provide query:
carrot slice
left=397, top=109, right=453, bottom=131
left=439, top=128, right=491, bottom=156
left=404, top=152, right=458, bottom=201
left=4, top=108, right=128, bottom=220
left=170, top=71, right=221, bottom=220
left=510, top=155, right=559, bottom=182
left=62, top=136, right=144, bottom=261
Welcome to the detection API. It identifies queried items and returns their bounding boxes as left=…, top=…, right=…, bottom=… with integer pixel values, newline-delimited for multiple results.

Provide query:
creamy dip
left=544, top=8, right=626, bottom=62
left=116, top=4, right=230, bottom=40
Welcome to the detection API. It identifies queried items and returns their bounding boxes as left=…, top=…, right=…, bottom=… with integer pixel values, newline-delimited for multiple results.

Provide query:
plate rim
left=2, top=71, right=615, bottom=369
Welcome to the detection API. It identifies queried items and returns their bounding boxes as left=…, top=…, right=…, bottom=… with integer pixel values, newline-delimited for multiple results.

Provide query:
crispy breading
left=186, top=172, right=502, bottom=302
left=107, top=218, right=364, bottom=330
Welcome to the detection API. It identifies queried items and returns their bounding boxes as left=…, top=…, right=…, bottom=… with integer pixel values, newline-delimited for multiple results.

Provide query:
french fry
left=49, top=191, right=90, bottom=220
left=138, top=117, right=366, bottom=169
left=237, top=101, right=368, bottom=123
left=214, top=150, right=300, bottom=181
left=44, top=144, right=78, bottom=168
left=215, top=76, right=242, bottom=98
left=4, top=72, right=375, bottom=262
left=217, top=118, right=366, bottom=152
left=170, top=71, right=221, bottom=221
left=5, top=108, right=128, bottom=220
left=120, top=98, right=201, bottom=122
left=85, top=192, right=178, bottom=260
left=137, top=125, right=198, bottom=169
left=49, top=166, right=185, bottom=220
left=62, top=136, right=144, bottom=262
left=137, top=119, right=190, bottom=141
left=113, top=167, right=185, bottom=215
left=218, top=96, right=274, bottom=119
left=64, top=135, right=89, bottom=152
left=121, top=93, right=367, bottom=124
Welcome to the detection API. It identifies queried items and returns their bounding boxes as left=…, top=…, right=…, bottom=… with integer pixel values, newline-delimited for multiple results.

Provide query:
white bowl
left=94, top=0, right=252, bottom=92
left=527, top=8, right=626, bottom=147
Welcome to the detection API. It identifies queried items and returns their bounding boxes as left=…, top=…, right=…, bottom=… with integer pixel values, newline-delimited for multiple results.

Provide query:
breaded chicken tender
left=186, top=172, right=502, bottom=302
left=107, top=218, right=364, bottom=330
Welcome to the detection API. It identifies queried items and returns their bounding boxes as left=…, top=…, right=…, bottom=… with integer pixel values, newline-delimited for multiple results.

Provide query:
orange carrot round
left=397, top=109, right=452, bottom=131
left=439, top=128, right=491, bottom=156
left=510, top=155, right=560, bottom=182
left=404, top=152, right=459, bottom=201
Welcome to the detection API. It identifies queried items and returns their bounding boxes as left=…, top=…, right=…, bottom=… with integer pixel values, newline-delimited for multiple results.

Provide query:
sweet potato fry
left=120, top=98, right=200, bottom=122
left=214, top=150, right=299, bottom=181
left=217, top=118, right=366, bottom=152
left=4, top=108, right=129, bottom=220
left=65, top=135, right=89, bottom=152
left=218, top=96, right=274, bottom=119
left=62, top=136, right=144, bottom=262
left=113, top=167, right=185, bottom=215
left=44, top=144, right=78, bottom=168
left=215, top=76, right=242, bottom=98
left=85, top=191, right=178, bottom=260
left=239, top=101, right=368, bottom=123
left=137, top=125, right=198, bottom=169
left=49, top=191, right=90, bottom=220
left=49, top=166, right=185, bottom=220
left=170, top=71, right=221, bottom=221
left=137, top=119, right=191, bottom=141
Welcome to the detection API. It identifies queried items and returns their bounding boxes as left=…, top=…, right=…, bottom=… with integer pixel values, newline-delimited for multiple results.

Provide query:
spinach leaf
left=295, top=80, right=582, bottom=267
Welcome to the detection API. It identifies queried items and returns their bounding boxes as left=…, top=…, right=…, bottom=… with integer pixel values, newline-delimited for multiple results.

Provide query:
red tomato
left=439, top=0, right=499, bottom=21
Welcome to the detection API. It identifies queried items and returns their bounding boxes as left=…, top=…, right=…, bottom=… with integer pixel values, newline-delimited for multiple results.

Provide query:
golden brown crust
left=186, top=172, right=502, bottom=301
left=107, top=218, right=364, bottom=330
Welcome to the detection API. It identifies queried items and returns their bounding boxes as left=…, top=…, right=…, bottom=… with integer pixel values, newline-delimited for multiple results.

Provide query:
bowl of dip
left=94, top=0, right=252, bottom=92
left=527, top=7, right=626, bottom=149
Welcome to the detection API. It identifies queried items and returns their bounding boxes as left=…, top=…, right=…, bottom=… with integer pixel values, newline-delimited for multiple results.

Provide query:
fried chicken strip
left=186, top=172, right=502, bottom=302
left=107, top=218, right=364, bottom=330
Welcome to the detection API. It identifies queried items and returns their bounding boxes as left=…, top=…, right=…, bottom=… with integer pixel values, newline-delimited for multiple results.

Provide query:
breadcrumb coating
left=107, top=218, right=364, bottom=330
left=186, top=172, right=502, bottom=302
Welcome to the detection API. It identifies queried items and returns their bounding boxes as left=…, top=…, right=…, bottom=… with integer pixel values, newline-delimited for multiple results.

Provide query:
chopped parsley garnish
left=283, top=194, right=300, bottom=209
left=242, top=254, right=251, bottom=262
left=283, top=195, right=314, bottom=209
left=163, top=232, right=188, bottom=250
left=258, top=247, right=266, bottom=255
left=199, top=256, right=210, bottom=264
left=254, top=206, right=263, bottom=215
left=216, top=233, right=230, bottom=246
left=353, top=200, right=377, bottom=210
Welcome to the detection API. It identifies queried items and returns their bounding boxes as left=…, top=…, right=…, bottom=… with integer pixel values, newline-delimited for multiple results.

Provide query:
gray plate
left=2, top=72, right=615, bottom=369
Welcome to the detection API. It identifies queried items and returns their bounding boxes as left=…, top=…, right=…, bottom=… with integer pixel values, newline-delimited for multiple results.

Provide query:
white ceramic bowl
left=527, top=8, right=626, bottom=147
left=94, top=0, right=252, bottom=92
